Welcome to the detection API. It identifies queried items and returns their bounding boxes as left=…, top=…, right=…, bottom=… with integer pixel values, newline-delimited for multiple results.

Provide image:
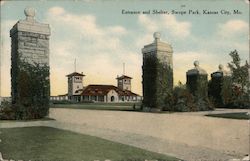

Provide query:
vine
left=12, top=59, right=50, bottom=119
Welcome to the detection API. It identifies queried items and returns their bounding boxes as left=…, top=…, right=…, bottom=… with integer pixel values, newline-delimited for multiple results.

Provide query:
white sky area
left=0, top=0, right=249, bottom=96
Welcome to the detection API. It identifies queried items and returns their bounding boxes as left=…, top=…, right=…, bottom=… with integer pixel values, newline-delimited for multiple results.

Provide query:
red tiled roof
left=116, top=75, right=132, bottom=80
left=81, top=84, right=139, bottom=96
left=117, top=90, right=139, bottom=96
left=66, top=72, right=85, bottom=77
left=81, top=85, right=117, bottom=96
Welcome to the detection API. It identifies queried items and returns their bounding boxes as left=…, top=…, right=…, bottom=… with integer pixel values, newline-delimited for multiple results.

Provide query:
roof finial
left=24, top=7, right=36, bottom=22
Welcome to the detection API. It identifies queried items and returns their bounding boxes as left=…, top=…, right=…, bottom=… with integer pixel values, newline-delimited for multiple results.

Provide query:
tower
left=142, top=32, right=173, bottom=110
left=66, top=72, right=85, bottom=99
left=116, top=75, right=132, bottom=91
left=10, top=8, right=50, bottom=106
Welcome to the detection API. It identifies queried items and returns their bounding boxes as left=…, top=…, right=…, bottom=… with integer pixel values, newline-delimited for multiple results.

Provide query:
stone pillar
left=209, top=64, right=229, bottom=106
left=142, top=32, right=173, bottom=110
left=10, top=8, right=50, bottom=107
left=186, top=61, right=208, bottom=97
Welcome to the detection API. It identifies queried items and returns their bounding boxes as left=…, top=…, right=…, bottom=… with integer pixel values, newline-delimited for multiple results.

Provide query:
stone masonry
left=10, top=8, right=50, bottom=104
left=142, top=32, right=173, bottom=110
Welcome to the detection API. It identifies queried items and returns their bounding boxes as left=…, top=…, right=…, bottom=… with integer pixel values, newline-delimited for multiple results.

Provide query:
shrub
left=0, top=101, right=15, bottom=120
left=165, top=82, right=214, bottom=112
left=50, top=100, right=73, bottom=104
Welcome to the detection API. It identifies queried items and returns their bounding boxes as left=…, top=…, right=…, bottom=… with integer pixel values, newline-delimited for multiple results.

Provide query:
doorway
left=111, top=96, right=115, bottom=102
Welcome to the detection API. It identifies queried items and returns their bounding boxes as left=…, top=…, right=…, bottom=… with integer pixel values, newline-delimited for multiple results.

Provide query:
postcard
left=0, top=0, right=249, bottom=161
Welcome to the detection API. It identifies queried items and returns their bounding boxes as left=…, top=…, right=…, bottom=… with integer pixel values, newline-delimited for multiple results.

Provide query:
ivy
left=13, top=59, right=50, bottom=119
left=142, top=54, right=173, bottom=110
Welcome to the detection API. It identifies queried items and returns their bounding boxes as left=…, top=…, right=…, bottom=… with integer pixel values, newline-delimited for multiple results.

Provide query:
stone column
left=186, top=61, right=208, bottom=97
left=10, top=8, right=50, bottom=107
left=142, top=32, right=173, bottom=111
left=209, top=64, right=229, bottom=106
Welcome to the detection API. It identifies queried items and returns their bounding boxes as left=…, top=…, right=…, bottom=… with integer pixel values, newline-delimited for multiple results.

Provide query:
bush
left=172, top=84, right=195, bottom=111
left=164, top=82, right=214, bottom=112
left=50, top=100, right=73, bottom=104
left=0, top=101, right=15, bottom=120
left=195, top=97, right=214, bottom=111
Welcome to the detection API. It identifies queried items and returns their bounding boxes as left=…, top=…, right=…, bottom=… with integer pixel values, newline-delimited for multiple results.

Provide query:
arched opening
left=111, top=96, right=115, bottom=102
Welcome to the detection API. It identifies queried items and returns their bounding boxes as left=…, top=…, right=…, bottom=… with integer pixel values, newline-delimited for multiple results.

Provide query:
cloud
left=217, top=20, right=248, bottom=38
left=107, top=26, right=128, bottom=35
left=138, top=15, right=158, bottom=32
left=48, top=6, right=65, bottom=16
left=161, top=15, right=191, bottom=38
left=138, top=14, right=191, bottom=38
left=45, top=6, right=144, bottom=95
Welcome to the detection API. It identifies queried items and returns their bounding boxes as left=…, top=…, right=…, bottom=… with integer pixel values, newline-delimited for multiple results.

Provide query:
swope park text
left=121, top=9, right=242, bottom=15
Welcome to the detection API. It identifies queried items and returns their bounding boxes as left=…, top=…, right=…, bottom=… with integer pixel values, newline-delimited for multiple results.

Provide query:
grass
left=205, top=112, right=250, bottom=120
left=0, top=126, right=178, bottom=161
left=51, top=102, right=142, bottom=111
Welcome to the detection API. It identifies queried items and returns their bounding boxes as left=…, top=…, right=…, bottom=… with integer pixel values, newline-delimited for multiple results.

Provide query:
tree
left=228, top=50, right=249, bottom=95
left=225, top=50, right=250, bottom=108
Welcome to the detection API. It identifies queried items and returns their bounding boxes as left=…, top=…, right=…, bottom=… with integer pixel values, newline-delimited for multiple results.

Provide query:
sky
left=0, top=0, right=249, bottom=96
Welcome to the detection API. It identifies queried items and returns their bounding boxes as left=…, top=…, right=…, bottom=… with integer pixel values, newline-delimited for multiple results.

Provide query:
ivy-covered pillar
left=208, top=64, right=229, bottom=107
left=186, top=61, right=208, bottom=97
left=142, top=32, right=173, bottom=111
left=10, top=7, right=50, bottom=119
left=186, top=61, right=215, bottom=111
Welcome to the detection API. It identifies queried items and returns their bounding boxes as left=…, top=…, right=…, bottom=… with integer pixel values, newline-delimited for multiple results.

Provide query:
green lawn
left=206, top=112, right=250, bottom=120
left=0, top=126, right=178, bottom=161
left=51, top=102, right=142, bottom=111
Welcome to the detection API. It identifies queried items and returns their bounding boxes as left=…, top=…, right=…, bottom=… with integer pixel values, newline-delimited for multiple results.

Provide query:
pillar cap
left=24, top=7, right=36, bottom=22
left=194, top=60, right=199, bottom=67
left=215, top=64, right=231, bottom=76
left=218, top=64, right=224, bottom=70
left=187, top=60, right=207, bottom=75
left=153, top=32, right=161, bottom=41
